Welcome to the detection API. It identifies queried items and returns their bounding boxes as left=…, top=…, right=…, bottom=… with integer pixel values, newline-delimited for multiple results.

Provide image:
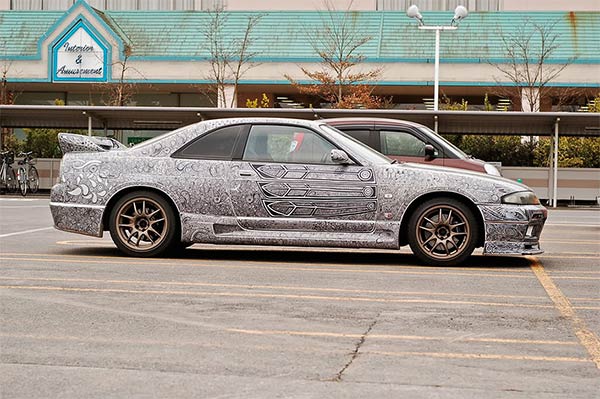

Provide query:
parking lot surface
left=1, top=197, right=599, bottom=398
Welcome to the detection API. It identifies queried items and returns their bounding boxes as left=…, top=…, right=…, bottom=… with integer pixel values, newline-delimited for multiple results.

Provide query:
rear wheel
left=407, top=198, right=478, bottom=266
left=109, top=191, right=177, bottom=257
left=28, top=166, right=39, bottom=194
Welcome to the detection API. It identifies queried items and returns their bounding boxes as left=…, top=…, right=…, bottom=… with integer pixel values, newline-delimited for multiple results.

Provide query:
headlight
left=484, top=163, right=501, bottom=176
left=502, top=191, right=540, bottom=205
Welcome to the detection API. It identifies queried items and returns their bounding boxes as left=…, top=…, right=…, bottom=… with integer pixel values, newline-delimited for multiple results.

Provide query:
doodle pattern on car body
left=50, top=118, right=547, bottom=257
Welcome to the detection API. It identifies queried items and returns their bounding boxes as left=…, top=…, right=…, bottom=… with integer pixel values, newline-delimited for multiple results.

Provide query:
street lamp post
left=407, top=5, right=468, bottom=112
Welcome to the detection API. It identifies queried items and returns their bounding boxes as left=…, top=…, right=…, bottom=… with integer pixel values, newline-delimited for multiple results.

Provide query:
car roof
left=323, top=117, right=429, bottom=130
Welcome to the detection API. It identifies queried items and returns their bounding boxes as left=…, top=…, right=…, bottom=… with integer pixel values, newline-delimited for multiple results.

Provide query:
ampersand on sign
left=75, top=54, right=82, bottom=64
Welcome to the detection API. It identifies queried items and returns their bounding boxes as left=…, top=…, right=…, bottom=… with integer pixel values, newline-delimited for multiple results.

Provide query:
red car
left=325, top=118, right=501, bottom=176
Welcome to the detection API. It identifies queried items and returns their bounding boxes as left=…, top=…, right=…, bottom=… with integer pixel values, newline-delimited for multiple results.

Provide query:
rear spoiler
left=58, top=133, right=127, bottom=154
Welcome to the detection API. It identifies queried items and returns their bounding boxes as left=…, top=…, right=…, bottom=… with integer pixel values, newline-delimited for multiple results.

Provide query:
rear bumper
left=50, top=202, right=105, bottom=237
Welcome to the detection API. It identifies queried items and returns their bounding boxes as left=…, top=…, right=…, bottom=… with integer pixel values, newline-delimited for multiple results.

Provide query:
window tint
left=176, top=125, right=242, bottom=159
left=341, top=129, right=370, bottom=145
left=243, top=125, right=339, bottom=164
left=381, top=130, right=428, bottom=157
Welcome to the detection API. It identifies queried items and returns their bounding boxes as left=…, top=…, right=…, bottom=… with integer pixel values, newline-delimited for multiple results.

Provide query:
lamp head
left=452, top=5, right=468, bottom=25
left=407, top=5, right=424, bottom=25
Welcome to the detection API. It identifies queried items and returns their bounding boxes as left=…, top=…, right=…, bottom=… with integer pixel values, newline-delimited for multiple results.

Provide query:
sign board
left=53, top=20, right=108, bottom=82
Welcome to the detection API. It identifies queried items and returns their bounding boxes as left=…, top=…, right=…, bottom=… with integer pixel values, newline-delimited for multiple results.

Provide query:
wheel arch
left=399, top=191, right=485, bottom=247
left=102, top=186, right=182, bottom=237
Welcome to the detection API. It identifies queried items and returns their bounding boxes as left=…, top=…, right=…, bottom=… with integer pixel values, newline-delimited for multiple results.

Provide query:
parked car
left=325, top=118, right=501, bottom=175
left=51, top=118, right=545, bottom=266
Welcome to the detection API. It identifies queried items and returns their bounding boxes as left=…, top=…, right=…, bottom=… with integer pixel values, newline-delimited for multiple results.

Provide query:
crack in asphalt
left=331, top=316, right=379, bottom=382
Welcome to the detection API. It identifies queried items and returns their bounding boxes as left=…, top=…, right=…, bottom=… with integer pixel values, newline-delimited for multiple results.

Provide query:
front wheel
left=17, top=167, right=27, bottom=196
left=28, top=166, right=39, bottom=194
left=109, top=191, right=178, bottom=257
left=407, top=198, right=479, bottom=266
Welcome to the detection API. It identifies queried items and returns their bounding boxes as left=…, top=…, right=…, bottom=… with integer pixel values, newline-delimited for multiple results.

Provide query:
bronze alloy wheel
left=408, top=198, right=478, bottom=266
left=109, top=191, right=179, bottom=257
left=114, top=195, right=170, bottom=253
left=415, top=205, right=470, bottom=259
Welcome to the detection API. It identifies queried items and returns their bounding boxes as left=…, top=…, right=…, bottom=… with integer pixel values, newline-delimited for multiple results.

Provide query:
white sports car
left=51, top=118, right=547, bottom=266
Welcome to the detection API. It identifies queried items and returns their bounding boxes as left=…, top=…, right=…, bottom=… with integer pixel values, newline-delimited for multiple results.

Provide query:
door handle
left=239, top=171, right=253, bottom=177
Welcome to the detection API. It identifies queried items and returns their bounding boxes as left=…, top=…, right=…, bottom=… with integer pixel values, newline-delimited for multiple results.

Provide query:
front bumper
left=480, top=204, right=547, bottom=255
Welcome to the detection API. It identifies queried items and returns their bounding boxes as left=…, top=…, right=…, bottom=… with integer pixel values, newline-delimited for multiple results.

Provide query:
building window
left=10, top=0, right=198, bottom=10
left=14, top=92, right=66, bottom=105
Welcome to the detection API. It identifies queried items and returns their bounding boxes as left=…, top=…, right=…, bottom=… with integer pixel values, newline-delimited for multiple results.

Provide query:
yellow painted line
left=540, top=255, right=600, bottom=260
left=529, top=257, right=600, bottom=369
left=571, top=297, right=600, bottom=302
left=225, top=329, right=577, bottom=346
left=0, top=276, right=550, bottom=301
left=0, top=284, right=567, bottom=309
left=0, top=257, right=537, bottom=280
left=366, top=350, right=591, bottom=364
left=551, top=276, right=600, bottom=281
left=0, top=331, right=577, bottom=349
left=542, top=239, right=600, bottom=245
left=2, top=251, right=536, bottom=274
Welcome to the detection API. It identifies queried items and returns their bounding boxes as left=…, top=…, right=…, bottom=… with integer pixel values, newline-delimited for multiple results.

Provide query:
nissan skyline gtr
left=50, top=118, right=546, bottom=266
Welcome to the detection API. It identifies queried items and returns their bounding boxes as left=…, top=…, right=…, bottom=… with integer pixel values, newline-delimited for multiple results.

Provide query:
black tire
left=109, top=191, right=178, bottom=257
left=407, top=198, right=479, bottom=266
left=17, top=167, right=27, bottom=196
left=29, top=166, right=39, bottom=194
left=7, top=167, right=17, bottom=193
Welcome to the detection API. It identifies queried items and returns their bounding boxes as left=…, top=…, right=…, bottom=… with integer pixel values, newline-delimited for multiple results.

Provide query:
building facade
left=1, top=0, right=599, bottom=140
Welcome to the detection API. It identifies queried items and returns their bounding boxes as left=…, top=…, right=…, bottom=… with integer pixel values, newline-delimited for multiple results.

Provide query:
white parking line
left=0, top=227, right=54, bottom=238
left=0, top=198, right=46, bottom=202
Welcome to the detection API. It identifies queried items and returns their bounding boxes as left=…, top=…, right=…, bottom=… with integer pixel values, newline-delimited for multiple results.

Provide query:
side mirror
left=424, top=144, right=437, bottom=161
left=330, top=149, right=352, bottom=164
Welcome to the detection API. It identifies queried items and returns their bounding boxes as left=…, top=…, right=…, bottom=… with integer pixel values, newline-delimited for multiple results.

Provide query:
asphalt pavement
left=1, top=197, right=599, bottom=398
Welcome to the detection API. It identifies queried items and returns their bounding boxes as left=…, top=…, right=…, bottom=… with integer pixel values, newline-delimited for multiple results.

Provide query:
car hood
left=378, top=161, right=531, bottom=206
left=400, top=161, right=527, bottom=190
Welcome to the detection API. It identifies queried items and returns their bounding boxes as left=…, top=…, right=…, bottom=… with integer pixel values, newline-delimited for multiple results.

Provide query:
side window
left=243, top=125, right=339, bottom=164
left=174, top=125, right=243, bottom=159
left=339, top=129, right=370, bottom=146
left=380, top=130, right=431, bottom=157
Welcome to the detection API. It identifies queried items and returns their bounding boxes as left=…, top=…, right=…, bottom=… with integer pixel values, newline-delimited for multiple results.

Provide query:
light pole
left=407, top=5, right=468, bottom=111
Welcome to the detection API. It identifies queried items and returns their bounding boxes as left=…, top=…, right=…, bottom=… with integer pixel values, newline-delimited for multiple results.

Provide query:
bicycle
left=16, top=151, right=39, bottom=196
left=0, top=150, right=17, bottom=194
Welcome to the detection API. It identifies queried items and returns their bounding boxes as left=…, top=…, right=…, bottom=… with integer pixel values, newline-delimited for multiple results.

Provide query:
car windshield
left=418, top=127, right=469, bottom=159
left=320, top=124, right=393, bottom=165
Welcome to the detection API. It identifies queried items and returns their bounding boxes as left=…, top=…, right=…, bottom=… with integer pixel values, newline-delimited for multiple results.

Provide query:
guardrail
left=23, top=159, right=600, bottom=204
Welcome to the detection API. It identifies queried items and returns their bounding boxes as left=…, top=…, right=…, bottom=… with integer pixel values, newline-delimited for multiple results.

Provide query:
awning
left=1, top=105, right=599, bottom=136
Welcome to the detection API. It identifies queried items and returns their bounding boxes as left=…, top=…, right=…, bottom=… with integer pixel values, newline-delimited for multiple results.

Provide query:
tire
left=7, top=167, right=17, bottom=193
left=109, top=191, right=178, bottom=257
left=17, top=167, right=27, bottom=196
left=28, top=166, right=39, bottom=194
left=407, top=198, right=479, bottom=266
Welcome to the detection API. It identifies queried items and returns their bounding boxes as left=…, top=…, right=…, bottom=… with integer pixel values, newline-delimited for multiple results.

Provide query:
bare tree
left=489, top=18, right=576, bottom=112
left=98, top=44, right=138, bottom=107
left=285, top=1, right=383, bottom=109
left=201, top=7, right=264, bottom=107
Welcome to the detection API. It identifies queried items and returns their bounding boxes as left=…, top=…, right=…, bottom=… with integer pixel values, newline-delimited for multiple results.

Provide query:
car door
left=170, top=124, right=245, bottom=232
left=379, top=129, right=446, bottom=167
left=228, top=124, right=378, bottom=234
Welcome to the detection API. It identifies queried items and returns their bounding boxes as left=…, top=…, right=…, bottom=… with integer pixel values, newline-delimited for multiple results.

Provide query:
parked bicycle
left=0, top=150, right=17, bottom=194
left=16, top=151, right=39, bottom=196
